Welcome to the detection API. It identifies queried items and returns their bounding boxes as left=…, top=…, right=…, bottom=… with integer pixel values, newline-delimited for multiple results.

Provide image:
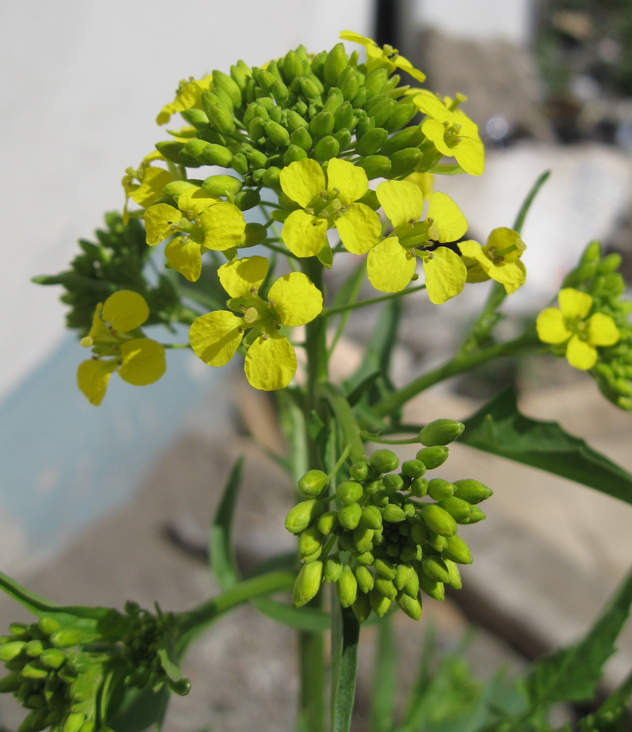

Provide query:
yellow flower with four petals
left=536, top=288, right=620, bottom=370
left=122, top=151, right=174, bottom=225
left=459, top=228, right=526, bottom=294
left=78, top=291, right=166, bottom=406
left=156, top=75, right=213, bottom=125
left=340, top=31, right=426, bottom=83
left=189, top=257, right=323, bottom=391
left=144, top=185, right=246, bottom=282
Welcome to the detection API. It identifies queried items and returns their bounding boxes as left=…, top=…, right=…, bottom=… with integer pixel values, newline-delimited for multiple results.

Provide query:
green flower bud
left=339, top=533, right=356, bottom=553
left=420, top=504, right=457, bottom=537
left=419, top=419, right=465, bottom=446
left=309, top=110, right=335, bottom=139
left=410, top=521, right=427, bottom=545
left=409, top=476, right=428, bottom=498
left=352, top=592, right=372, bottom=623
left=386, top=544, right=400, bottom=558
left=360, top=505, right=382, bottom=530
left=338, top=566, right=358, bottom=608
left=403, top=501, right=416, bottom=518
left=324, top=87, right=344, bottom=113
left=365, top=68, right=389, bottom=97
left=463, top=506, right=486, bottom=524
left=416, top=446, right=449, bottom=470
left=282, top=51, right=303, bottom=84
left=293, top=561, right=323, bottom=607
left=348, top=461, right=368, bottom=482
left=368, top=97, right=397, bottom=129
left=63, top=713, right=85, bottom=732
left=427, top=532, right=447, bottom=552
left=314, top=135, right=340, bottom=161
left=155, top=141, right=192, bottom=166
left=404, top=570, right=420, bottom=598
left=10, top=623, right=30, bottom=638
left=317, top=511, right=339, bottom=536
left=369, top=588, right=391, bottom=618
left=230, top=63, right=250, bottom=92
left=442, top=535, right=473, bottom=564
left=299, top=525, right=324, bottom=560
left=202, top=142, right=234, bottom=167
left=338, top=502, right=362, bottom=530
left=21, top=662, right=48, bottom=680
left=438, top=497, right=472, bottom=522
left=422, top=555, right=451, bottom=583
left=428, top=479, right=454, bottom=501
left=25, top=640, right=45, bottom=658
left=285, top=499, right=325, bottom=534
left=401, top=460, right=426, bottom=479
left=262, top=166, right=282, bottom=192
left=298, top=469, right=329, bottom=498
left=382, top=504, right=406, bottom=523
left=356, top=128, right=389, bottom=156
left=370, top=449, right=399, bottom=474
left=78, top=721, right=95, bottom=732
left=286, top=110, right=309, bottom=132
left=271, top=79, right=289, bottom=104
left=301, top=547, right=323, bottom=564
left=580, top=240, right=602, bottom=264
left=18, top=708, right=48, bottom=732
left=39, top=648, right=66, bottom=670
left=289, top=127, right=312, bottom=152
left=339, top=68, right=361, bottom=103
left=180, top=108, right=211, bottom=129
left=263, top=120, right=290, bottom=147
left=373, top=489, right=389, bottom=507
left=452, top=479, right=493, bottom=504
left=49, top=628, right=81, bottom=649
left=358, top=189, right=380, bottom=210
left=0, top=640, right=26, bottom=661
left=0, top=670, right=20, bottom=693
left=235, top=191, right=262, bottom=214
left=201, top=93, right=235, bottom=135
left=357, top=155, right=391, bottom=179
left=324, top=43, right=348, bottom=86
left=162, top=180, right=196, bottom=202
left=397, top=592, right=422, bottom=621
left=354, top=565, right=375, bottom=594
left=383, top=474, right=404, bottom=494
left=375, top=577, right=397, bottom=600
left=395, top=564, right=414, bottom=591
left=353, top=526, right=374, bottom=553
left=356, top=551, right=375, bottom=565
left=336, top=480, right=363, bottom=505
left=298, top=77, right=321, bottom=101
left=231, top=152, right=249, bottom=175
left=324, top=555, right=343, bottom=583
left=202, top=174, right=243, bottom=197
left=445, top=559, right=462, bottom=589
left=244, top=102, right=268, bottom=128
left=380, top=126, right=425, bottom=156
left=334, top=101, right=355, bottom=132
left=374, top=558, right=396, bottom=580
left=211, top=70, right=243, bottom=108
left=598, top=253, right=622, bottom=274
left=383, top=102, right=417, bottom=133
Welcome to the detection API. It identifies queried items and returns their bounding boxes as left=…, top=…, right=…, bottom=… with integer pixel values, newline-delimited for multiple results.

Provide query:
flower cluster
left=285, top=420, right=492, bottom=623
left=539, top=241, right=632, bottom=410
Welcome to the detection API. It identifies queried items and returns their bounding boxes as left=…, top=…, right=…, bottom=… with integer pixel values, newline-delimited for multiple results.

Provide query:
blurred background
left=1, top=1, right=632, bottom=730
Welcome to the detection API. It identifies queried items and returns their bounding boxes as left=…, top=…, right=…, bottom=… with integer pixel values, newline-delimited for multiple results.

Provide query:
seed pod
left=397, top=592, right=422, bottom=620
left=354, top=565, right=375, bottom=594
left=438, top=497, right=472, bottom=522
left=428, top=479, right=454, bottom=501
left=299, top=525, right=324, bottom=560
left=202, top=174, right=243, bottom=197
left=444, top=559, right=462, bottom=589
left=416, top=446, right=449, bottom=470
left=317, top=511, right=339, bottom=536
left=419, top=419, right=465, bottom=446
left=369, top=449, right=399, bottom=474
left=293, top=561, right=323, bottom=607
left=357, top=155, right=391, bottom=179
left=360, top=505, right=382, bottom=530
left=374, top=558, right=396, bottom=580
left=375, top=577, right=397, bottom=600
left=231, top=152, right=249, bottom=175
left=385, top=147, right=423, bottom=179
left=365, top=68, right=389, bottom=98
left=338, top=502, right=362, bottom=530
left=452, top=479, right=493, bottom=504
left=298, top=469, right=329, bottom=498
left=338, top=566, right=358, bottom=608
left=382, top=505, right=406, bottom=523
left=420, top=504, right=457, bottom=537
left=235, top=190, right=261, bottom=213
left=324, top=555, right=343, bottom=583
left=352, top=592, right=372, bottom=623
left=314, top=135, right=340, bottom=161
left=285, top=499, right=325, bottom=534
left=324, top=42, right=348, bottom=87
left=383, top=474, right=404, bottom=494
left=395, top=564, right=414, bottom=591
left=353, top=526, right=374, bottom=553
left=422, top=555, right=451, bottom=583
left=442, top=535, right=473, bottom=565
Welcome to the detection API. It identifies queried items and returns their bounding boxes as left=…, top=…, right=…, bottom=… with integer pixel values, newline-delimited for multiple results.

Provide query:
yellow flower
left=536, top=288, right=620, bottom=370
left=340, top=31, right=426, bottom=83
left=367, top=180, right=468, bottom=304
left=77, top=291, right=166, bottom=405
left=280, top=158, right=381, bottom=258
left=405, top=171, right=434, bottom=200
left=413, top=90, right=484, bottom=176
left=122, top=151, right=174, bottom=225
left=189, top=256, right=323, bottom=391
left=143, top=185, right=245, bottom=282
left=156, top=75, right=213, bottom=125
left=459, top=228, right=527, bottom=294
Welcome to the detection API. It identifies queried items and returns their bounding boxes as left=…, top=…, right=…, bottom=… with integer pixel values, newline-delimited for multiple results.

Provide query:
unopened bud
left=404, top=570, right=420, bottom=598
left=369, top=588, right=391, bottom=618
left=401, top=460, right=426, bottom=479
left=21, top=662, right=48, bottom=680
left=63, top=713, right=85, bottom=732
left=409, top=476, right=428, bottom=498
left=463, top=506, right=486, bottom=524
left=298, top=470, right=329, bottom=498
left=337, top=566, right=358, bottom=608
left=353, top=526, right=374, bottom=553
left=420, top=504, right=456, bottom=536
left=452, top=479, right=493, bottom=504
left=439, top=497, right=472, bottom=522
left=416, top=446, right=449, bottom=470
left=442, top=535, right=473, bottom=565
left=352, top=592, right=372, bottom=623
left=317, top=511, right=339, bottom=536
left=360, top=505, right=382, bottom=530
left=428, top=479, right=454, bottom=501
left=354, top=565, right=375, bottom=594
left=324, top=43, right=348, bottom=87
left=385, top=147, right=422, bottom=179
left=410, top=522, right=427, bottom=546
left=382, top=505, right=406, bottom=523
left=395, top=564, right=414, bottom=591
left=397, top=592, right=422, bottom=621
left=336, top=480, right=363, bottom=505
left=285, top=499, right=325, bottom=535
left=370, top=449, right=399, bottom=474
left=40, top=649, right=66, bottom=670
left=17, top=708, right=48, bottom=732
left=375, top=578, right=397, bottom=600
left=314, top=135, right=340, bottom=161
left=298, top=526, right=324, bottom=560
left=422, top=555, right=451, bottom=583
left=427, top=532, right=447, bottom=552
left=0, top=641, right=25, bottom=661
left=356, top=551, right=375, bottom=566
left=201, top=174, right=243, bottom=197
left=356, top=128, right=389, bottom=156
left=383, top=474, right=403, bottom=494
left=357, top=155, right=391, bottom=179
left=292, top=561, right=323, bottom=607
left=445, top=559, right=462, bottom=589
left=338, top=502, right=362, bottom=530
left=324, top=555, right=343, bottom=583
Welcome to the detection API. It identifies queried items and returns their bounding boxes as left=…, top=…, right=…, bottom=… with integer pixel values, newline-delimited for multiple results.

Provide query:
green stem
left=323, top=283, right=426, bottom=318
left=328, top=445, right=351, bottom=481
left=360, top=432, right=420, bottom=445
left=373, top=330, right=542, bottom=418
left=161, top=343, right=191, bottom=349
left=318, top=383, right=367, bottom=464
left=261, top=241, right=300, bottom=260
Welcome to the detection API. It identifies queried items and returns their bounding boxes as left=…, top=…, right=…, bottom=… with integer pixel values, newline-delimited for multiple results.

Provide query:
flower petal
left=335, top=203, right=382, bottom=254
left=423, top=246, right=467, bottom=304
left=199, top=202, right=246, bottom=251
left=559, top=288, right=593, bottom=319
left=414, top=91, right=451, bottom=123
left=427, top=192, right=467, bottom=242
left=280, top=159, right=326, bottom=208
left=85, top=304, right=111, bottom=343
left=144, top=204, right=180, bottom=246
left=394, top=55, right=426, bottom=83
left=492, top=260, right=526, bottom=294
left=587, top=313, right=620, bottom=347
left=118, top=338, right=166, bottom=385
left=536, top=308, right=572, bottom=344
left=281, top=210, right=328, bottom=257
left=326, top=158, right=368, bottom=206
left=218, top=256, right=269, bottom=299
left=377, top=180, right=425, bottom=229
left=454, top=136, right=485, bottom=176
left=421, top=119, right=452, bottom=158
left=165, top=237, right=203, bottom=282
left=178, top=186, right=219, bottom=216
left=189, top=311, right=244, bottom=367
left=130, top=167, right=173, bottom=207
left=367, top=237, right=416, bottom=293
left=339, top=31, right=372, bottom=48
left=566, top=334, right=597, bottom=370
left=485, top=227, right=525, bottom=263
left=268, top=273, right=323, bottom=326
left=102, top=290, right=149, bottom=333
left=77, top=359, right=117, bottom=406
left=244, top=333, right=297, bottom=391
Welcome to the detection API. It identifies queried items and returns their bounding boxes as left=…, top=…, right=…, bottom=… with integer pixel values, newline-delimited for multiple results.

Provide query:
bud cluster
left=159, top=41, right=435, bottom=206
left=563, top=241, right=632, bottom=410
left=285, top=420, right=493, bottom=623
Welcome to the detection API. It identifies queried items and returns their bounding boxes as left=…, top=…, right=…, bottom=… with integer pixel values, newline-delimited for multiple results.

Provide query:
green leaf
left=345, top=370, right=383, bottom=407
left=461, top=387, right=632, bottom=505
left=330, top=593, right=360, bottom=732
left=157, top=648, right=191, bottom=696
left=368, top=617, right=397, bottom=732
left=108, top=683, right=170, bottom=732
left=208, top=457, right=244, bottom=590
left=521, top=564, right=632, bottom=710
